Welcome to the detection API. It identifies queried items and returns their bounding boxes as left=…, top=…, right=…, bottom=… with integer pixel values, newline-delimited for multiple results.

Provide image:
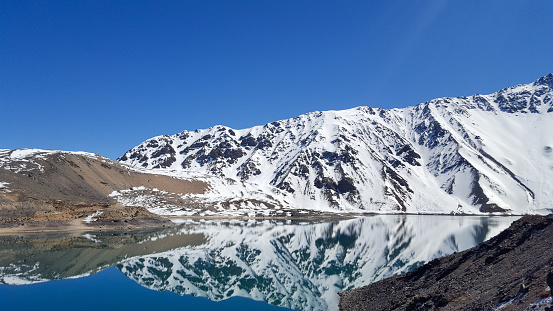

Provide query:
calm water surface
left=0, top=215, right=519, bottom=311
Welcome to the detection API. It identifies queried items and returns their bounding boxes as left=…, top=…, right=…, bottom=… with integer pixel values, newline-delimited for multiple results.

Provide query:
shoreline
left=0, top=211, right=524, bottom=235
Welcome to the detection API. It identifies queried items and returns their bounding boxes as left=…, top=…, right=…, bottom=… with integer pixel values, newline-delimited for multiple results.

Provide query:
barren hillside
left=0, top=149, right=207, bottom=230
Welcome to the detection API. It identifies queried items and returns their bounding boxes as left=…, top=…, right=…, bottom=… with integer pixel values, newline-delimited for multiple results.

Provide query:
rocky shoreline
left=0, top=202, right=170, bottom=233
left=339, top=214, right=553, bottom=311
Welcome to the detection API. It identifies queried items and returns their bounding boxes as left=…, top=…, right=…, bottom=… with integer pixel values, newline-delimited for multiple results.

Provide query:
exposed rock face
left=119, top=74, right=553, bottom=215
left=338, top=214, right=553, bottom=311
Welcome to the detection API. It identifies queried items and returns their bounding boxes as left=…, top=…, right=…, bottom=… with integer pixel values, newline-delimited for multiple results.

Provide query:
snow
left=526, top=297, right=553, bottom=309
left=82, top=234, right=101, bottom=243
left=83, top=210, right=104, bottom=223
left=2, top=275, right=47, bottom=285
left=1, top=76, right=551, bottom=216
left=0, top=262, right=48, bottom=285
left=9, top=149, right=47, bottom=160
left=0, top=148, right=98, bottom=161
left=0, top=148, right=106, bottom=174
left=118, top=75, right=553, bottom=216
left=0, top=181, right=10, bottom=193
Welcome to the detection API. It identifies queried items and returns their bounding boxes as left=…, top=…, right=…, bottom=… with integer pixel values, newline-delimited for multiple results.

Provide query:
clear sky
left=1, top=0, right=552, bottom=159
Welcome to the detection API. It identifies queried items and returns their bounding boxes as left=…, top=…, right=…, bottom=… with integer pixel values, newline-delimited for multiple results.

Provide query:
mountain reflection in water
left=0, top=215, right=518, bottom=311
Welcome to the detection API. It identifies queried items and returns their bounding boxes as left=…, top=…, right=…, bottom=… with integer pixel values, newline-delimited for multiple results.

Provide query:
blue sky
left=1, top=0, right=552, bottom=159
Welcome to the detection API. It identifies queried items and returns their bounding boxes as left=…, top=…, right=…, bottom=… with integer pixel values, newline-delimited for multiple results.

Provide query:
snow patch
left=82, top=234, right=101, bottom=243
left=83, top=210, right=104, bottom=223
left=0, top=181, right=10, bottom=193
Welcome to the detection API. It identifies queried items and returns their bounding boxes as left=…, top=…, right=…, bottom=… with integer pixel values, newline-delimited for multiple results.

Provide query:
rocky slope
left=338, top=214, right=553, bottom=311
left=119, top=74, right=553, bottom=215
left=0, top=149, right=207, bottom=229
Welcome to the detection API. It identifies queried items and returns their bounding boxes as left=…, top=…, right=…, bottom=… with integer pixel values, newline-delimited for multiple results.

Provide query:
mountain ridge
left=118, top=74, right=553, bottom=215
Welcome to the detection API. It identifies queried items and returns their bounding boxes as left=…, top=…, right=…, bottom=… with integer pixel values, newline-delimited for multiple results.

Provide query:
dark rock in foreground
left=339, top=214, right=553, bottom=311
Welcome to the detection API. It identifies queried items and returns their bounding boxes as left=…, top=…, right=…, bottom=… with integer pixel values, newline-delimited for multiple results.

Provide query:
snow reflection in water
left=0, top=215, right=518, bottom=311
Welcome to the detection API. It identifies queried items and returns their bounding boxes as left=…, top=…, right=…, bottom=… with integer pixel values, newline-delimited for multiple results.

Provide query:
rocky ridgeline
left=119, top=74, right=553, bottom=215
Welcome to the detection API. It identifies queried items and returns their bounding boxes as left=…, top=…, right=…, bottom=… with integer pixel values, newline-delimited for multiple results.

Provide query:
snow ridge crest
left=119, top=74, right=553, bottom=215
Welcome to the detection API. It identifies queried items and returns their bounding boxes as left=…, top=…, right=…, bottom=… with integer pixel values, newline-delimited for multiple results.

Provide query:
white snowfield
left=118, top=74, right=553, bottom=216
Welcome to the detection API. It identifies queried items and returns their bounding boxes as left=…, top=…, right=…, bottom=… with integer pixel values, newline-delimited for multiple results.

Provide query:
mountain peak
left=118, top=76, right=553, bottom=215
left=534, top=73, right=553, bottom=88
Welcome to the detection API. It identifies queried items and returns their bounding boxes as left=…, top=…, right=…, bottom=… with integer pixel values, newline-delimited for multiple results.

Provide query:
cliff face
left=338, top=214, right=553, bottom=311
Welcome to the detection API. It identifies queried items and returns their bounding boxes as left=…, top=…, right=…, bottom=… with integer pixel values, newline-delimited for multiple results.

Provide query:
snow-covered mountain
left=119, top=74, right=553, bottom=215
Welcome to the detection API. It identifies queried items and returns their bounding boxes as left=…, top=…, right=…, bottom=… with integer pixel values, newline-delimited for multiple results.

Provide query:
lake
left=0, top=215, right=519, bottom=311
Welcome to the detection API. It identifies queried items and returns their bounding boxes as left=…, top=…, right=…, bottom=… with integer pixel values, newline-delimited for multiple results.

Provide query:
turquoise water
left=0, top=215, right=518, bottom=310
left=1, top=266, right=289, bottom=311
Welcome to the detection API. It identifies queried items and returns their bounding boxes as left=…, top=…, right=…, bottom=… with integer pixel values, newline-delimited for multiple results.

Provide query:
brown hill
left=0, top=149, right=207, bottom=230
left=339, top=214, right=553, bottom=310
